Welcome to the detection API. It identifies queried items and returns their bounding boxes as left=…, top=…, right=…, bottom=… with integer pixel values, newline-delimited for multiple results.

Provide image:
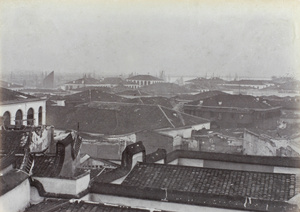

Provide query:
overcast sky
left=1, top=0, right=300, bottom=79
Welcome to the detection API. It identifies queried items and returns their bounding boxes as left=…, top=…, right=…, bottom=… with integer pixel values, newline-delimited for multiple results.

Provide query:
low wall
left=33, top=172, right=90, bottom=196
left=0, top=179, right=30, bottom=212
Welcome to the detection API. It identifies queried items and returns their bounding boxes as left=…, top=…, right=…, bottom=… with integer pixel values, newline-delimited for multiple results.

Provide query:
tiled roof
left=116, top=90, right=149, bottom=96
left=63, top=89, right=126, bottom=103
left=176, top=90, right=225, bottom=101
left=225, top=80, right=270, bottom=85
left=0, top=80, right=23, bottom=88
left=25, top=199, right=158, bottom=212
left=15, top=155, right=61, bottom=177
left=65, top=77, right=101, bottom=85
left=125, top=96, right=174, bottom=108
left=127, top=75, right=163, bottom=81
left=100, top=77, right=124, bottom=85
left=139, top=83, right=189, bottom=96
left=47, top=104, right=209, bottom=135
left=122, top=163, right=297, bottom=202
left=187, top=93, right=278, bottom=109
left=0, top=130, right=28, bottom=155
left=185, top=77, right=225, bottom=84
left=0, top=87, right=37, bottom=103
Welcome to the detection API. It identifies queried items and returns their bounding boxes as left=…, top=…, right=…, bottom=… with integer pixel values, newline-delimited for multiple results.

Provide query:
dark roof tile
left=0, top=170, right=29, bottom=195
left=25, top=199, right=159, bottom=212
left=122, top=163, right=297, bottom=201
left=47, top=104, right=209, bottom=135
left=127, top=75, right=163, bottom=81
left=0, top=87, right=36, bottom=102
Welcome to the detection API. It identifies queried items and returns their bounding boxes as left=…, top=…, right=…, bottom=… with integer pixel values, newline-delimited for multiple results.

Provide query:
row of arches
left=3, top=106, right=43, bottom=126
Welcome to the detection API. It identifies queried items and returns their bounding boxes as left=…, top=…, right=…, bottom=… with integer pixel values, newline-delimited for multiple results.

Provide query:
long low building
left=0, top=87, right=46, bottom=127
left=184, top=93, right=281, bottom=129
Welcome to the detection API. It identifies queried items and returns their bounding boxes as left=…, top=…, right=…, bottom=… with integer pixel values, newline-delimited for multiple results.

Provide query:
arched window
left=3, top=111, right=11, bottom=126
left=15, top=109, right=23, bottom=126
left=38, top=106, right=43, bottom=125
left=27, top=108, right=34, bottom=125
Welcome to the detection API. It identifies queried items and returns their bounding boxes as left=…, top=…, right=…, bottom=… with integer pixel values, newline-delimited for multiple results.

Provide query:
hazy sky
left=1, top=0, right=300, bottom=79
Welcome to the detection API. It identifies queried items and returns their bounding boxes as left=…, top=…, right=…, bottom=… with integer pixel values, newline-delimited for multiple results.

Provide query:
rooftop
left=63, top=89, right=126, bottom=103
left=47, top=104, right=209, bottom=135
left=0, top=170, right=29, bottom=196
left=116, top=90, right=149, bottom=96
left=127, top=75, right=163, bottom=81
left=0, top=80, right=23, bottom=89
left=25, top=199, right=160, bottom=212
left=125, top=96, right=174, bottom=108
left=176, top=90, right=225, bottom=101
left=100, top=77, right=124, bottom=85
left=0, top=87, right=38, bottom=103
left=187, top=93, right=279, bottom=109
left=139, top=83, right=189, bottom=96
left=224, top=80, right=271, bottom=85
left=122, top=162, right=297, bottom=202
left=65, top=77, right=100, bottom=85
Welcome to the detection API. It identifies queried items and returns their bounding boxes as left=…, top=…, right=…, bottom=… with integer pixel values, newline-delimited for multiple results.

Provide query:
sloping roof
left=176, top=90, right=225, bottom=101
left=63, top=89, right=127, bottom=103
left=15, top=155, right=63, bottom=178
left=0, top=87, right=37, bottom=103
left=0, top=80, right=23, bottom=89
left=139, top=83, right=189, bottom=96
left=125, top=96, right=174, bottom=108
left=122, top=162, right=297, bottom=202
left=46, top=104, right=209, bottom=135
left=0, top=130, right=28, bottom=155
left=225, top=80, right=270, bottom=85
left=127, top=75, right=163, bottom=81
left=186, top=77, right=225, bottom=84
left=0, top=170, right=29, bottom=196
left=188, top=93, right=278, bottom=109
left=100, top=77, right=124, bottom=85
left=65, top=77, right=100, bottom=85
left=116, top=90, right=149, bottom=96
left=25, top=199, right=158, bottom=212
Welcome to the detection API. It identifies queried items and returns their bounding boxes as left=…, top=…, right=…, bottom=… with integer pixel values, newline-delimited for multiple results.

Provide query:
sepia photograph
left=1, top=0, right=300, bottom=211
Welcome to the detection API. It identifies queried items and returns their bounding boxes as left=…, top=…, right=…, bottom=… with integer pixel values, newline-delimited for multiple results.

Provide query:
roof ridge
left=157, top=105, right=175, bottom=128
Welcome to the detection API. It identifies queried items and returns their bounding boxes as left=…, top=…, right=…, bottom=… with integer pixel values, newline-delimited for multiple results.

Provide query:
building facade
left=126, top=75, right=164, bottom=87
left=0, top=88, right=46, bottom=127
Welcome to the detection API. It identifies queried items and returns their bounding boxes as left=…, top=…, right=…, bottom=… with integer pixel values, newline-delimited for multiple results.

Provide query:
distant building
left=61, top=77, right=101, bottom=90
left=98, top=77, right=139, bottom=89
left=126, top=74, right=164, bottom=87
left=222, top=79, right=274, bottom=89
left=0, top=80, right=23, bottom=91
left=184, top=93, right=281, bottom=129
left=0, top=88, right=46, bottom=127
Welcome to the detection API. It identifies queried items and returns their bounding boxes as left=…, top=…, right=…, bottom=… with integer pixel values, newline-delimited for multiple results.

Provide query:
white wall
left=157, top=122, right=210, bottom=139
left=0, top=100, right=46, bottom=125
left=0, top=179, right=30, bottom=212
left=82, top=194, right=246, bottom=212
left=33, top=173, right=90, bottom=195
